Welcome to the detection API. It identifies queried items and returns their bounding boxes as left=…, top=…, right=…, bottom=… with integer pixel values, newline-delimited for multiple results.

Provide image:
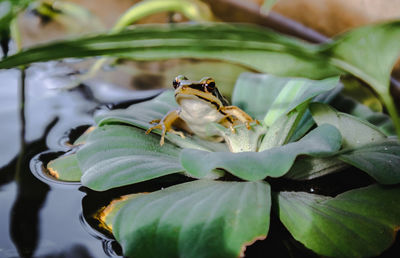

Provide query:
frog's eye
left=203, top=78, right=215, bottom=90
left=173, top=75, right=188, bottom=89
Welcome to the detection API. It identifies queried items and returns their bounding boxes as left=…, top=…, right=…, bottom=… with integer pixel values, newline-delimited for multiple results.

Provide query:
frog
left=146, top=75, right=258, bottom=145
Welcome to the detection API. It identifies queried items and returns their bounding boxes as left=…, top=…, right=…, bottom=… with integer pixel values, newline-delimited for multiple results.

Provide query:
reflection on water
left=0, top=63, right=161, bottom=257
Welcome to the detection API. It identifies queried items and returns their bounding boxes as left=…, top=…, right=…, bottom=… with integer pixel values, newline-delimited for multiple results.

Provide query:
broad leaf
left=231, top=73, right=339, bottom=122
left=284, top=156, right=347, bottom=181
left=77, top=124, right=184, bottom=191
left=0, top=23, right=339, bottom=79
left=180, top=124, right=342, bottom=180
left=324, top=21, right=400, bottom=96
left=47, top=153, right=82, bottom=182
left=323, top=21, right=400, bottom=136
left=275, top=184, right=400, bottom=257
left=310, top=103, right=387, bottom=149
left=330, top=93, right=396, bottom=136
left=339, top=138, right=400, bottom=184
left=111, top=180, right=271, bottom=258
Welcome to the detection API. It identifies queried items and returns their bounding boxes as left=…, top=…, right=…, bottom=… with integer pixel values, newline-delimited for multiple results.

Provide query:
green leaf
left=207, top=122, right=266, bottom=153
left=339, top=138, right=400, bottom=184
left=0, top=23, right=339, bottom=79
left=259, top=103, right=307, bottom=150
left=180, top=124, right=342, bottom=180
left=96, top=90, right=177, bottom=129
left=275, top=184, right=400, bottom=257
left=323, top=21, right=400, bottom=136
left=325, top=22, right=400, bottom=96
left=112, top=180, right=271, bottom=258
left=330, top=93, right=396, bottom=136
left=284, top=156, right=347, bottom=181
left=46, top=153, right=82, bottom=182
left=77, top=124, right=184, bottom=191
left=310, top=102, right=387, bottom=149
left=231, top=73, right=339, bottom=122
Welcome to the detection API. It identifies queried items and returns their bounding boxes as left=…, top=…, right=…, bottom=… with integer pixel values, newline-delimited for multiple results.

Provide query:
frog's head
left=172, top=75, right=228, bottom=106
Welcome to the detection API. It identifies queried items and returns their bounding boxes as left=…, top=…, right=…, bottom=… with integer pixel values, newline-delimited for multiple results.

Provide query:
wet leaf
left=47, top=153, right=82, bottom=182
left=339, top=138, right=400, bottom=184
left=284, top=156, right=347, bottom=181
left=112, top=180, right=271, bottom=258
left=275, top=184, right=400, bottom=257
left=77, top=124, right=184, bottom=191
left=180, top=124, right=342, bottom=180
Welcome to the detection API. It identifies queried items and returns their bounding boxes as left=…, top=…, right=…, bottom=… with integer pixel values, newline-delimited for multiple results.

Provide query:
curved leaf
left=0, top=23, right=339, bottom=79
left=310, top=102, right=387, bottom=149
left=330, top=93, right=396, bottom=136
left=275, top=185, right=400, bottom=257
left=180, top=124, right=342, bottom=180
left=77, top=124, right=184, bottom=191
left=284, top=156, right=347, bottom=181
left=231, top=73, right=339, bottom=122
left=323, top=21, right=400, bottom=136
left=112, top=180, right=271, bottom=258
left=47, top=153, right=82, bottom=182
left=339, top=138, right=400, bottom=184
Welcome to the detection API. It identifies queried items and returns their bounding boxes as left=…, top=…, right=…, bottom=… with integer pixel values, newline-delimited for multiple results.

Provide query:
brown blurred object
left=269, top=0, right=400, bottom=78
left=19, top=0, right=173, bottom=48
left=270, top=0, right=400, bottom=36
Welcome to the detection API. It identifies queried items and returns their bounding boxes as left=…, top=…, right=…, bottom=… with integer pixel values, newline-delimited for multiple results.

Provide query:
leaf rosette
left=47, top=73, right=400, bottom=258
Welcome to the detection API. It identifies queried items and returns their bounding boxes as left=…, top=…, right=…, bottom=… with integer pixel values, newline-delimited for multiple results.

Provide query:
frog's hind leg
left=220, top=106, right=259, bottom=129
left=146, top=109, right=182, bottom=146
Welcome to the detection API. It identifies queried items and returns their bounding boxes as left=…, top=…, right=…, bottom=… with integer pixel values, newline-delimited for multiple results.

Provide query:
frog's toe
left=159, top=135, right=165, bottom=146
left=149, top=119, right=161, bottom=124
left=245, top=122, right=252, bottom=130
left=145, top=124, right=162, bottom=134
left=170, top=129, right=185, bottom=139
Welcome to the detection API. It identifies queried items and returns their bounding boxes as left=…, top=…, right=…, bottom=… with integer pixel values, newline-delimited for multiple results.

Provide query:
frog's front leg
left=220, top=106, right=259, bottom=129
left=145, top=109, right=183, bottom=146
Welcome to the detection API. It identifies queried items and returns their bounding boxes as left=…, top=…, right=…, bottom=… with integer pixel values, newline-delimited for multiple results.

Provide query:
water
left=0, top=63, right=160, bottom=257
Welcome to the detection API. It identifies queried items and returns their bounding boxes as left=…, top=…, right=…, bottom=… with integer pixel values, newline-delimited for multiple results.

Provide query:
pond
left=1, top=1, right=400, bottom=256
left=1, top=62, right=399, bottom=257
left=0, top=64, right=161, bottom=257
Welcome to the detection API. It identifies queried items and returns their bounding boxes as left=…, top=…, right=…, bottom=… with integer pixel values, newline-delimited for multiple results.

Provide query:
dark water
left=0, top=63, right=160, bottom=258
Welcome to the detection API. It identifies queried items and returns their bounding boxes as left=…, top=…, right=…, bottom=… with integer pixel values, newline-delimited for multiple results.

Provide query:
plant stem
left=382, top=93, right=400, bottom=138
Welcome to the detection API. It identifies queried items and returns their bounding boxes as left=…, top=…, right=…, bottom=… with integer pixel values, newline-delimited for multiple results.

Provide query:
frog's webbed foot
left=145, top=109, right=181, bottom=146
